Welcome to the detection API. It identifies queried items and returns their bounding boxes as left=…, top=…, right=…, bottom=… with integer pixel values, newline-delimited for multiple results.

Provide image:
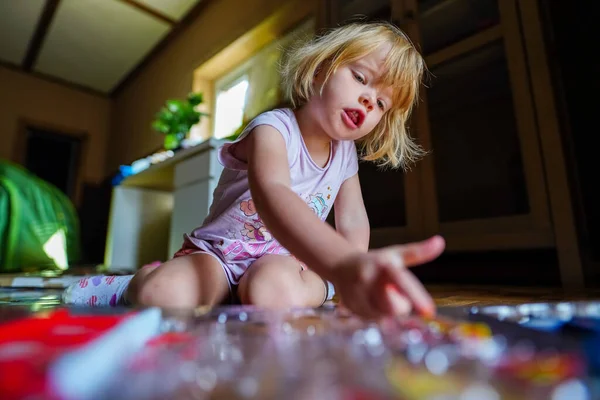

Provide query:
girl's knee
left=240, top=262, right=303, bottom=308
left=134, top=254, right=229, bottom=309
left=135, top=265, right=197, bottom=308
left=125, top=266, right=156, bottom=305
left=136, top=272, right=181, bottom=307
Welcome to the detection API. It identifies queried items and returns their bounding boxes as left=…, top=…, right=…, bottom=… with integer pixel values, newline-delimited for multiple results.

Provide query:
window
left=213, top=75, right=250, bottom=139
left=203, top=18, right=316, bottom=141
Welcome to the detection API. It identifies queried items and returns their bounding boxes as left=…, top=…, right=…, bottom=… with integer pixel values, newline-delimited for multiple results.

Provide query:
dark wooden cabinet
left=318, top=0, right=585, bottom=289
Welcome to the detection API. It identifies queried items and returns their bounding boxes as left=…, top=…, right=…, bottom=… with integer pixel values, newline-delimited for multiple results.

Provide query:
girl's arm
left=333, top=174, right=370, bottom=252
left=246, top=125, right=359, bottom=282
left=245, top=124, right=444, bottom=318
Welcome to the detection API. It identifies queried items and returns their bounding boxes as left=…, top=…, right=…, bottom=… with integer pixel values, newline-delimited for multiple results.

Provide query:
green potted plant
left=151, top=92, right=208, bottom=150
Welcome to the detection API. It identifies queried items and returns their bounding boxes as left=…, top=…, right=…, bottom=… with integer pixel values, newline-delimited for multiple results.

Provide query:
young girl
left=64, top=21, right=445, bottom=319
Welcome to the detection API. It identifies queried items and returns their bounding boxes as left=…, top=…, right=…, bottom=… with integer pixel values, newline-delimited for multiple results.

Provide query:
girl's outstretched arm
left=333, top=173, right=370, bottom=252
left=246, top=125, right=358, bottom=282
left=245, top=124, right=445, bottom=318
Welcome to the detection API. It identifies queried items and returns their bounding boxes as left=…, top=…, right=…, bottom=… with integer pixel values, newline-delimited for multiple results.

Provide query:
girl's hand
left=332, top=235, right=445, bottom=319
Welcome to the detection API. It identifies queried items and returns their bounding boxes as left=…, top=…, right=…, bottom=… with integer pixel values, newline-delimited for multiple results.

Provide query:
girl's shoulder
left=243, top=108, right=301, bottom=147
left=251, top=107, right=297, bottom=133
left=218, top=108, right=300, bottom=170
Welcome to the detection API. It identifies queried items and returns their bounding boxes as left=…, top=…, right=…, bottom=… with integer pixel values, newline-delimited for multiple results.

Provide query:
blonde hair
left=281, top=21, right=426, bottom=169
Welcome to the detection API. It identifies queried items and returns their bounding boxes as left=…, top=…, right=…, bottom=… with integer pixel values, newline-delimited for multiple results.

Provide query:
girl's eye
left=353, top=73, right=365, bottom=84
left=377, top=100, right=385, bottom=110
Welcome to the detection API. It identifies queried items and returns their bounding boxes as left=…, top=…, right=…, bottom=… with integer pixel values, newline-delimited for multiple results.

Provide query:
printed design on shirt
left=237, top=199, right=273, bottom=243
left=241, top=223, right=273, bottom=242
left=307, top=193, right=329, bottom=219
left=240, top=198, right=257, bottom=216
left=215, top=198, right=285, bottom=261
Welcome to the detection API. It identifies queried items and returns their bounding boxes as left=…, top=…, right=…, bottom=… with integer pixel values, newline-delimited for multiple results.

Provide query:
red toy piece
left=0, top=309, right=136, bottom=400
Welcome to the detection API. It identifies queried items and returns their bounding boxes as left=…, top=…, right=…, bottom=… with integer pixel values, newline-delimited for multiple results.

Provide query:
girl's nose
left=361, top=96, right=374, bottom=111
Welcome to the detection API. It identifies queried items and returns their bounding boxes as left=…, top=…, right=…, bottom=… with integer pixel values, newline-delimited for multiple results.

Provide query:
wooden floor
left=427, top=284, right=600, bottom=307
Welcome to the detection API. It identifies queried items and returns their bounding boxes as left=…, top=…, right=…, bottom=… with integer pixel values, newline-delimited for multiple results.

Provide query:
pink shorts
left=172, top=238, right=310, bottom=304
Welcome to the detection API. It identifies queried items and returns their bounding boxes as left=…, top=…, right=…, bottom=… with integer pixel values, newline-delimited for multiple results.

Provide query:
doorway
left=23, top=126, right=83, bottom=201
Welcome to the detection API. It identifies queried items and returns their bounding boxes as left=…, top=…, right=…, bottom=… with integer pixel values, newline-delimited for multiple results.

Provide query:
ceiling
left=0, top=0, right=206, bottom=96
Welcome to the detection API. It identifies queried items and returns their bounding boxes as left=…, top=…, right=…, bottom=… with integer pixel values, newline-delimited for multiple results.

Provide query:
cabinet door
left=169, top=146, right=223, bottom=255
left=401, top=0, right=553, bottom=251
left=323, top=0, right=584, bottom=288
left=105, top=186, right=173, bottom=271
left=169, top=180, right=212, bottom=256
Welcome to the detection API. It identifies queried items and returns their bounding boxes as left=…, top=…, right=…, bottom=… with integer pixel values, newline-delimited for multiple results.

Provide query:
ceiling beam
left=23, top=0, right=61, bottom=71
left=119, top=0, right=176, bottom=25
left=111, top=0, right=215, bottom=97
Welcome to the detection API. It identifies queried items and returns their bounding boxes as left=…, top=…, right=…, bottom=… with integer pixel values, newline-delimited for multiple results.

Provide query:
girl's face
left=308, top=43, right=394, bottom=141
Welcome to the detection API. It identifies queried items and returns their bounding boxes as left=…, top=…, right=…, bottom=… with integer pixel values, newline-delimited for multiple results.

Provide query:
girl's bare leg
left=127, top=253, right=230, bottom=309
left=237, top=254, right=326, bottom=309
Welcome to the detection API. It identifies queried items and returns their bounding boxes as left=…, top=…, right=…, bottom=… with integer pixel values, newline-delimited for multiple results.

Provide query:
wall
left=241, top=17, right=315, bottom=123
left=0, top=65, right=111, bottom=203
left=109, top=0, right=318, bottom=172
